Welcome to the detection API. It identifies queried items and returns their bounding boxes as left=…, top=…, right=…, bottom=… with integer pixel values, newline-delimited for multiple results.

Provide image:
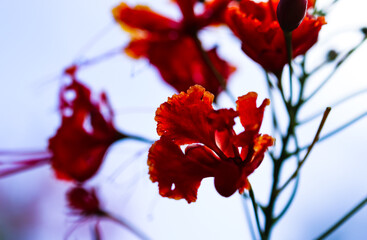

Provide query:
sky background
left=0, top=0, right=367, bottom=239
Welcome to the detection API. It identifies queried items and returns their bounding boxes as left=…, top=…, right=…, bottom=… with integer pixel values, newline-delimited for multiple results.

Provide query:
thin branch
left=278, top=107, right=331, bottom=193
left=104, top=212, right=151, bottom=240
left=73, top=23, right=115, bottom=63
left=305, top=38, right=367, bottom=102
left=242, top=195, right=257, bottom=240
left=284, top=31, right=294, bottom=104
left=75, top=45, right=124, bottom=68
left=300, top=87, right=367, bottom=124
left=286, top=110, right=367, bottom=160
left=249, top=185, right=264, bottom=239
left=315, top=195, right=367, bottom=240
left=318, top=111, right=367, bottom=143
left=274, top=173, right=300, bottom=222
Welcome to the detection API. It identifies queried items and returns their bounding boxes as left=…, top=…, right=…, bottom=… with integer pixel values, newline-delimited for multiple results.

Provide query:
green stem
left=318, top=111, right=367, bottom=143
left=118, top=132, right=155, bottom=144
left=305, top=37, right=367, bottom=102
left=242, top=195, right=257, bottom=240
left=300, top=87, right=367, bottom=124
left=278, top=107, right=331, bottom=193
left=249, top=186, right=264, bottom=239
left=315, top=196, right=367, bottom=240
left=284, top=31, right=293, bottom=104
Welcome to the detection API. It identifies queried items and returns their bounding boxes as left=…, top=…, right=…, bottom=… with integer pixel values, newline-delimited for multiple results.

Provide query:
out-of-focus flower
left=112, top=1, right=235, bottom=98
left=49, top=69, right=126, bottom=182
left=1, top=67, right=125, bottom=182
left=226, top=0, right=325, bottom=76
left=148, top=85, right=274, bottom=203
left=67, top=186, right=104, bottom=217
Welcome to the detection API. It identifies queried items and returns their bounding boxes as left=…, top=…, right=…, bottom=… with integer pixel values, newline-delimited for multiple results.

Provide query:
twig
left=249, top=185, right=264, bottom=239
left=315, top=195, right=367, bottom=240
left=278, top=107, right=331, bottom=193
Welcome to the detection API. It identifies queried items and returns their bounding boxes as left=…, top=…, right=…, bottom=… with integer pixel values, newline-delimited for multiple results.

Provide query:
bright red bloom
left=225, top=0, right=326, bottom=76
left=148, top=85, right=274, bottom=203
left=49, top=76, right=125, bottom=182
left=112, top=1, right=235, bottom=98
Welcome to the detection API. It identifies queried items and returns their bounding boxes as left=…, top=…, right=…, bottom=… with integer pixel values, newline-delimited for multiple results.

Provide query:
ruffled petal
left=148, top=137, right=219, bottom=203
left=155, top=85, right=218, bottom=148
left=292, top=15, right=326, bottom=57
left=236, top=92, right=270, bottom=132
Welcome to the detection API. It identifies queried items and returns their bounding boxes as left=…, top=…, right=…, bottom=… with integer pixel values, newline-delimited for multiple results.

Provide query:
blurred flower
left=67, top=186, right=104, bottom=217
left=225, top=0, right=325, bottom=76
left=1, top=68, right=126, bottom=182
left=49, top=69, right=126, bottom=182
left=148, top=85, right=274, bottom=203
left=112, top=1, right=235, bottom=99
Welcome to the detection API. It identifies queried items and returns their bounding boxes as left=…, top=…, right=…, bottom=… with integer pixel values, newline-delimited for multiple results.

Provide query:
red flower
left=0, top=68, right=125, bottom=182
left=67, top=186, right=104, bottom=217
left=225, top=0, right=326, bottom=76
left=148, top=85, right=274, bottom=203
left=49, top=75, right=125, bottom=182
left=112, top=1, right=235, bottom=98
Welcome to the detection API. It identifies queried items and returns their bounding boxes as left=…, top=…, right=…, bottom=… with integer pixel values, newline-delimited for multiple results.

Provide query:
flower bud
left=277, top=0, right=308, bottom=32
left=326, top=50, right=338, bottom=62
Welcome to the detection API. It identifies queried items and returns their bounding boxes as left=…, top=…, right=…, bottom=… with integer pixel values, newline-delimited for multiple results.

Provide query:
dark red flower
left=112, top=1, right=235, bottom=98
left=225, top=0, right=325, bottom=75
left=49, top=77, right=125, bottom=182
left=148, top=85, right=274, bottom=203
left=67, top=186, right=104, bottom=217
left=0, top=69, right=125, bottom=182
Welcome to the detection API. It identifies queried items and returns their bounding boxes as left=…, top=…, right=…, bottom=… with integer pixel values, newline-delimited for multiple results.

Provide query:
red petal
left=236, top=92, right=270, bottom=132
left=237, top=134, right=274, bottom=194
left=174, top=0, right=196, bottom=22
left=196, top=0, right=232, bottom=28
left=148, top=137, right=218, bottom=203
left=67, top=186, right=102, bottom=216
left=112, top=3, right=180, bottom=33
left=155, top=85, right=218, bottom=148
left=126, top=37, right=234, bottom=98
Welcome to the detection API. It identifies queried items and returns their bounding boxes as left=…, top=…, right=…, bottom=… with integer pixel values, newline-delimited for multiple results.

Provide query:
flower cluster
left=50, top=67, right=125, bottom=182
left=8, top=0, right=366, bottom=238
left=148, top=85, right=274, bottom=203
left=225, top=0, right=325, bottom=75
left=112, top=0, right=235, bottom=98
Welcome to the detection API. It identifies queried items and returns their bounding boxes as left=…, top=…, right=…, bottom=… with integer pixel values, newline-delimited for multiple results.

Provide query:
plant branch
left=278, top=107, right=331, bottom=193
left=305, top=37, right=367, bottom=102
left=249, top=186, right=264, bottom=239
left=315, top=195, right=367, bottom=240
left=300, top=87, right=367, bottom=124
